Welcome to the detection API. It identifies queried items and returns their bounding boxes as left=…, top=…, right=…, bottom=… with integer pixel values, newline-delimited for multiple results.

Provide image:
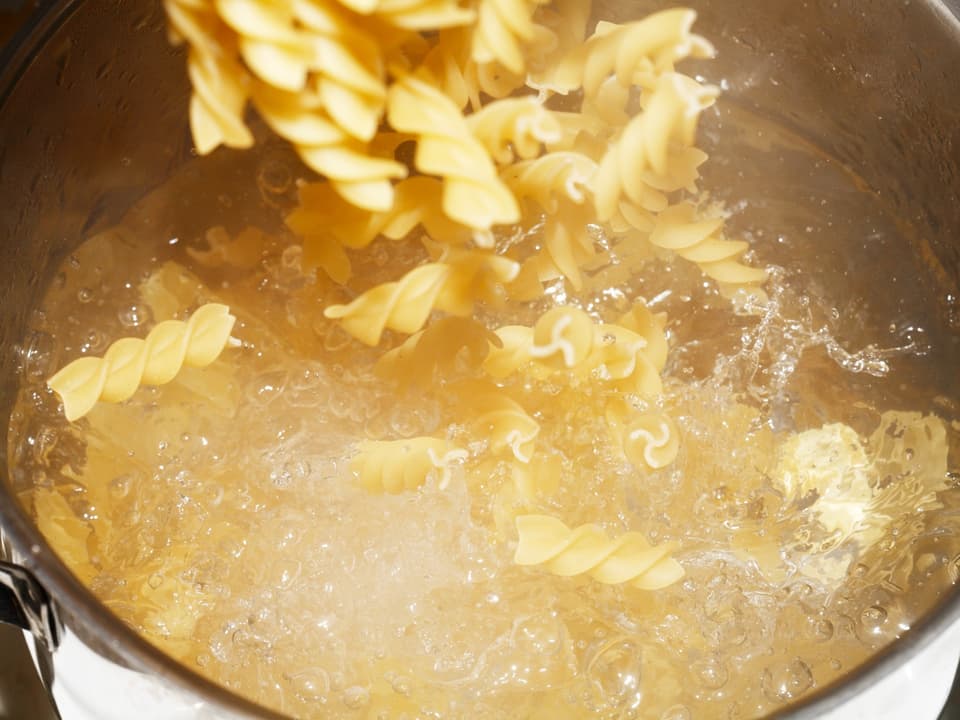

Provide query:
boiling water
left=9, top=107, right=960, bottom=720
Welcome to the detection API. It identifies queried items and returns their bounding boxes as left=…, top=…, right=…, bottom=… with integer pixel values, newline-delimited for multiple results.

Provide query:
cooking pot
left=1, top=0, right=960, bottom=717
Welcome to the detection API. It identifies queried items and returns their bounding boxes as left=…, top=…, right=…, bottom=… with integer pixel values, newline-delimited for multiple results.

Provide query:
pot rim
left=1, top=1, right=958, bottom=718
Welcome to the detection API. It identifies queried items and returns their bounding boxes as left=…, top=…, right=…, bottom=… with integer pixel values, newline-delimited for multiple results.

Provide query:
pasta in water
left=24, top=0, right=955, bottom=718
left=352, top=437, right=468, bottom=493
left=47, top=303, right=236, bottom=421
left=514, top=514, right=684, bottom=590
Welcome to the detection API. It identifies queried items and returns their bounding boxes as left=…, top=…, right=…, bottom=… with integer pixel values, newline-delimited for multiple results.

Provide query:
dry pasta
left=352, top=437, right=468, bottom=493
left=465, top=97, right=562, bottom=165
left=648, top=203, right=768, bottom=290
left=47, top=303, right=237, bottom=422
left=386, top=71, right=520, bottom=232
left=324, top=250, right=519, bottom=345
left=541, top=8, right=715, bottom=97
left=592, top=72, right=719, bottom=223
left=514, top=514, right=684, bottom=590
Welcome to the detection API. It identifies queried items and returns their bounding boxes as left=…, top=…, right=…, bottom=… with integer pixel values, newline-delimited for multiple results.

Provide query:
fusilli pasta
left=648, top=203, right=768, bottom=290
left=352, top=437, right=468, bottom=493
left=47, top=303, right=237, bottom=422
left=386, top=71, right=520, bottom=232
left=324, top=251, right=519, bottom=345
left=514, top=514, right=684, bottom=590
left=605, top=399, right=679, bottom=471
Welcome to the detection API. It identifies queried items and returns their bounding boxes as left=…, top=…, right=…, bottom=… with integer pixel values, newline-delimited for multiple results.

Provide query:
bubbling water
left=8, top=112, right=960, bottom=720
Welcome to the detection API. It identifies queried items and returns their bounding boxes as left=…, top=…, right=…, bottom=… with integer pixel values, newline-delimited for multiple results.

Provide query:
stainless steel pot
left=1, top=0, right=959, bottom=717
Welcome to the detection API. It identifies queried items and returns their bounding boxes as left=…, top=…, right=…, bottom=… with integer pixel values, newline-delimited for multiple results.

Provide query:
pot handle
left=0, top=560, right=61, bottom=652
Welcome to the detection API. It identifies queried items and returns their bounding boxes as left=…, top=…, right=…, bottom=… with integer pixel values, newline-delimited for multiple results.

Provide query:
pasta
left=592, top=72, right=719, bottom=223
left=514, top=514, right=684, bottom=590
left=376, top=317, right=500, bottom=386
left=482, top=307, right=665, bottom=396
left=386, top=71, right=520, bottom=232
left=47, top=303, right=237, bottom=421
left=453, top=381, right=540, bottom=462
left=187, top=225, right=271, bottom=269
left=324, top=250, right=519, bottom=345
left=605, top=398, right=679, bottom=471
left=470, top=0, right=542, bottom=75
left=648, top=203, right=768, bottom=289
left=539, top=8, right=715, bottom=97
left=465, top=97, right=562, bottom=164
left=352, top=437, right=468, bottom=493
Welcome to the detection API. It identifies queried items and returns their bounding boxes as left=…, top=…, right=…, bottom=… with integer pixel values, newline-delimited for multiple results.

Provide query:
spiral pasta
left=466, top=97, right=562, bottom=165
left=352, top=437, right=468, bottom=493
left=605, top=399, right=679, bottom=471
left=324, top=251, right=519, bottom=345
left=514, top=515, right=684, bottom=590
left=376, top=317, right=500, bottom=385
left=592, top=72, right=719, bottom=223
left=501, top=152, right=599, bottom=289
left=647, top=203, right=768, bottom=290
left=541, top=8, right=715, bottom=97
left=47, top=304, right=237, bottom=422
left=470, top=0, right=543, bottom=75
left=483, top=307, right=665, bottom=396
left=386, top=71, right=520, bottom=232
left=164, top=0, right=253, bottom=154
left=453, top=382, right=540, bottom=462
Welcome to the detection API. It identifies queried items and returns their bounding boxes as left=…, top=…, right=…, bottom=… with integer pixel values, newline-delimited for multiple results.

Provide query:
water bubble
left=118, top=303, right=151, bottom=328
left=661, top=706, right=692, bottom=720
left=147, top=573, right=164, bottom=589
left=257, top=157, right=293, bottom=196
left=77, top=287, right=94, bottom=303
left=22, top=331, right=55, bottom=381
left=289, top=668, right=330, bottom=701
left=811, top=618, right=834, bottom=642
left=859, top=605, right=888, bottom=636
left=388, top=674, right=412, bottom=696
left=109, top=473, right=133, bottom=499
left=761, top=658, right=813, bottom=703
left=341, top=686, right=370, bottom=709
left=693, top=657, right=728, bottom=690
left=586, top=639, right=642, bottom=710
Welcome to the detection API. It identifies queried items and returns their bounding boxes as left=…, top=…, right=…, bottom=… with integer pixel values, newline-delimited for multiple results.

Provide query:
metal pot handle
left=0, top=560, right=61, bottom=652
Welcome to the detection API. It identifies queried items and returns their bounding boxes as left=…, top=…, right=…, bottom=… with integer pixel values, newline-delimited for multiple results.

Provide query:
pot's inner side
left=5, top=1, right=960, bottom=719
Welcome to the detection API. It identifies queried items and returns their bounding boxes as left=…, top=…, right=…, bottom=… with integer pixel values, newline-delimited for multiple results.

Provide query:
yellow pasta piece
left=386, top=71, right=520, bottom=231
left=187, top=225, right=272, bottom=269
left=605, top=398, right=679, bottom=471
left=483, top=307, right=665, bottom=396
left=352, top=437, right=468, bottom=493
left=376, top=317, right=501, bottom=386
left=648, top=203, right=768, bottom=289
left=455, top=382, right=540, bottom=462
left=542, top=8, right=715, bottom=96
left=514, top=515, right=684, bottom=590
left=47, top=304, right=237, bottom=421
left=615, top=302, right=668, bottom=372
left=465, top=97, right=562, bottom=164
left=470, top=0, right=544, bottom=75
left=324, top=251, right=518, bottom=345
left=592, top=72, right=718, bottom=222
left=503, top=151, right=597, bottom=215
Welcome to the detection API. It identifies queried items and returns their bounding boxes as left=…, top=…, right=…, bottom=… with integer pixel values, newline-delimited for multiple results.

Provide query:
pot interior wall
left=0, top=0, right=959, bottom=717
